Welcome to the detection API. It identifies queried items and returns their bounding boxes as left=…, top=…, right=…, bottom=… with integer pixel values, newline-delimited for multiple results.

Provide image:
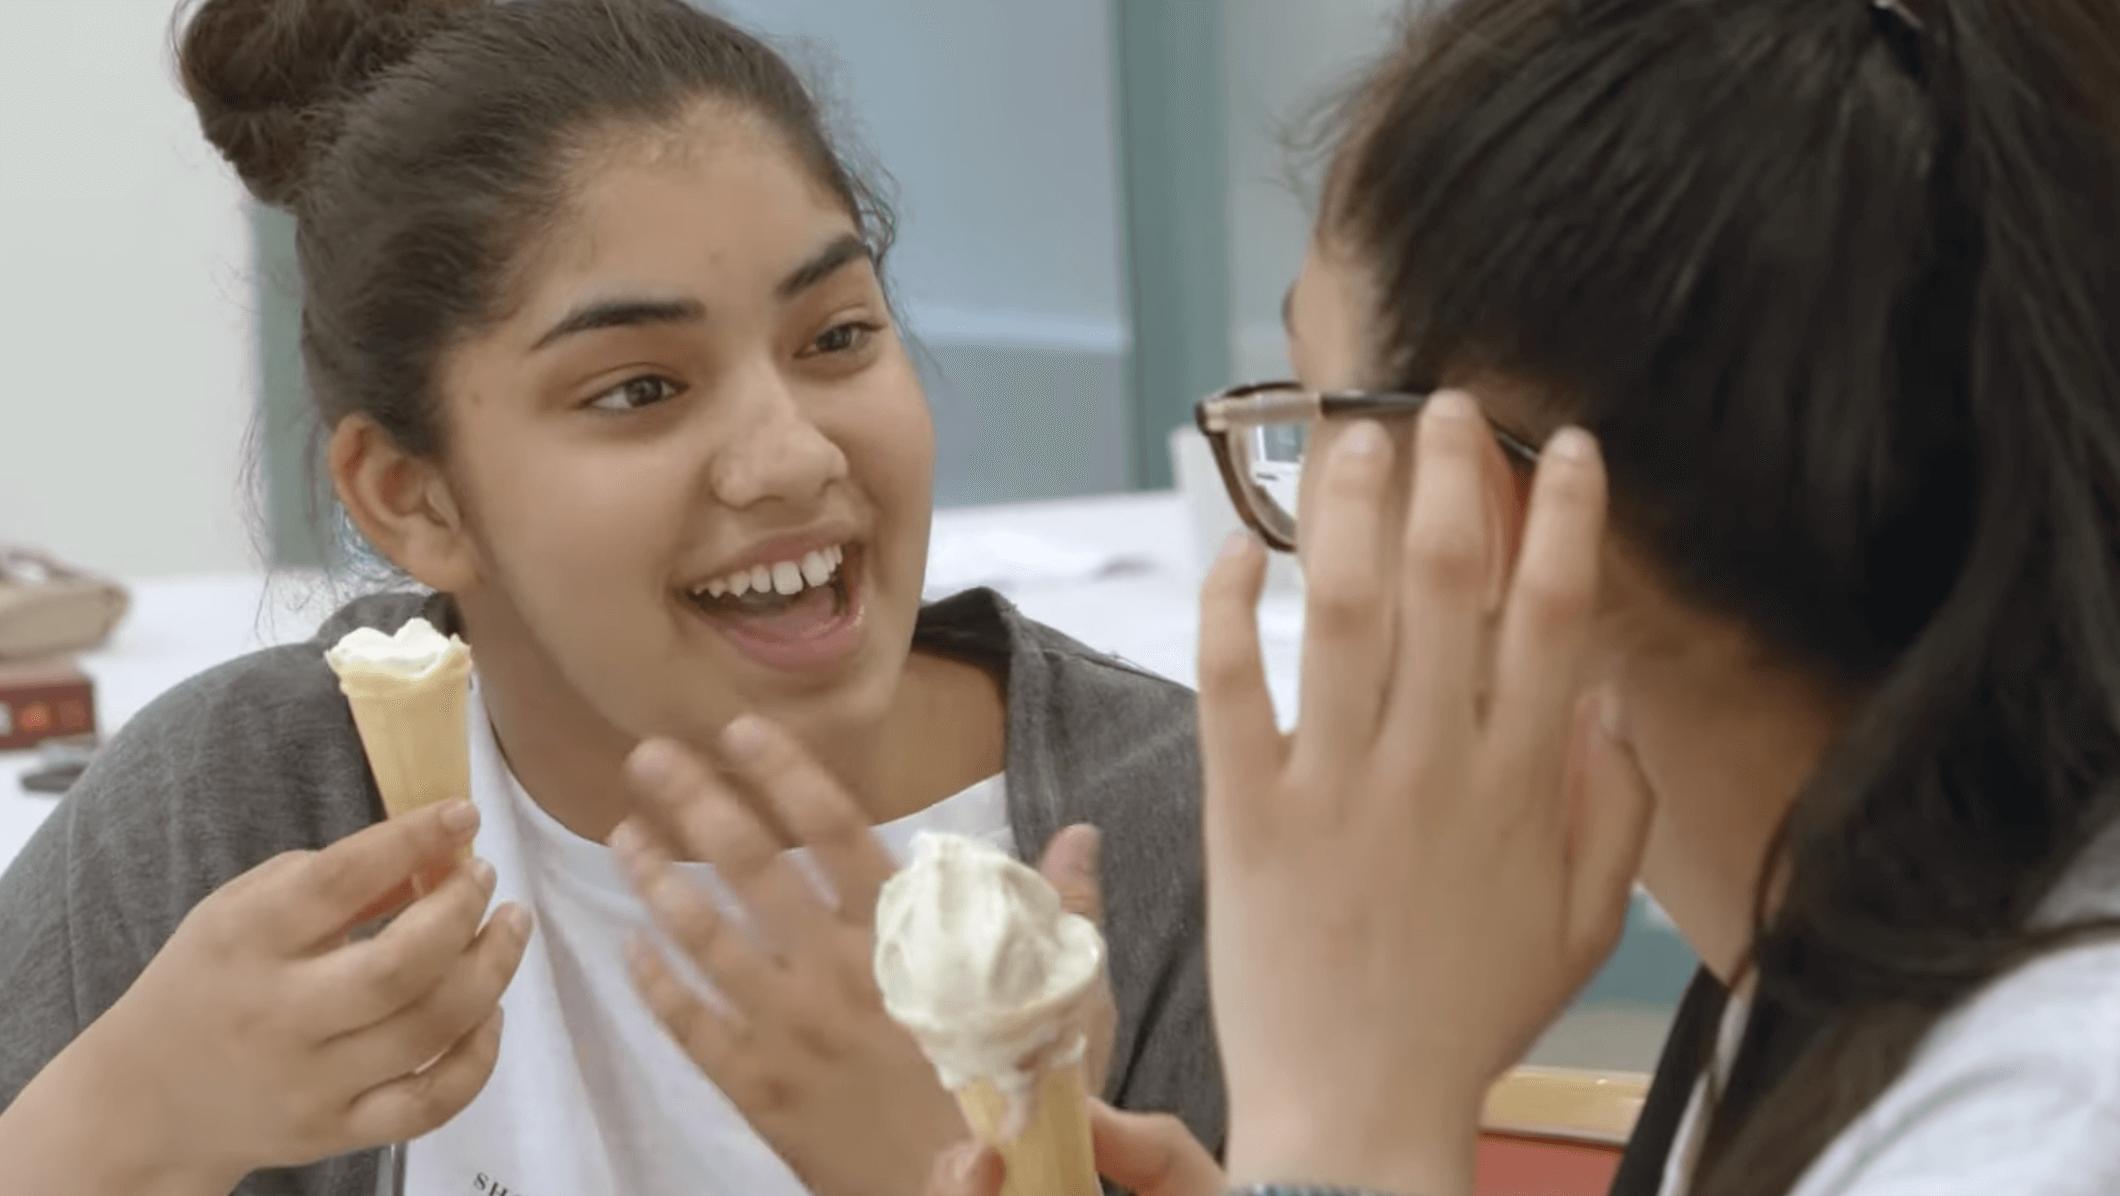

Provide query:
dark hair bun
left=177, top=0, right=478, bottom=207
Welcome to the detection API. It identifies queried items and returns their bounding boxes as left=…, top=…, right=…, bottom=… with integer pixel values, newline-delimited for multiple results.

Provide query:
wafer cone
left=331, top=647, right=474, bottom=860
left=954, top=1058, right=1100, bottom=1196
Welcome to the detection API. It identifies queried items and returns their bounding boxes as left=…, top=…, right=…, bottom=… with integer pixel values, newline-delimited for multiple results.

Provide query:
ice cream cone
left=955, top=1058, right=1100, bottom=1196
left=338, top=659, right=472, bottom=818
left=873, top=833, right=1109, bottom=1196
left=325, top=621, right=475, bottom=863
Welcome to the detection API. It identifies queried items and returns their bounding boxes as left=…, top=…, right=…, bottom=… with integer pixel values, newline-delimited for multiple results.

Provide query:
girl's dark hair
left=1328, top=0, right=2120, bottom=1191
left=176, top=0, right=893, bottom=461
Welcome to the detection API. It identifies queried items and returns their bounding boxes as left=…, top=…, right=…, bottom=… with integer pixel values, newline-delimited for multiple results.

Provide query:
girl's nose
left=708, top=374, right=849, bottom=510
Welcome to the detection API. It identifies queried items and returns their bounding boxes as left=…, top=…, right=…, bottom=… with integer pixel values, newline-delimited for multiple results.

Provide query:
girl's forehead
left=565, top=101, right=780, bottom=189
left=549, top=116, right=807, bottom=257
left=1288, top=245, right=1385, bottom=390
left=1296, top=238, right=1556, bottom=441
left=506, top=124, right=862, bottom=328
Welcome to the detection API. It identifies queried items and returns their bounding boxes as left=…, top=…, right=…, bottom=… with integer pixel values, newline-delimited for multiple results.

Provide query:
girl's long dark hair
left=1326, top=1, right=2120, bottom=1191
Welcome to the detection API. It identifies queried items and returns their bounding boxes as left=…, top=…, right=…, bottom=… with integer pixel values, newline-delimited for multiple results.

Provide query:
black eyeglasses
left=1193, top=380, right=1540, bottom=552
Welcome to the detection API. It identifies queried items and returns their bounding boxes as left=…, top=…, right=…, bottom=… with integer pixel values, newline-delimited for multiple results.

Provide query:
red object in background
left=0, top=658, right=95, bottom=751
left=1476, top=1132, right=1625, bottom=1196
left=1476, top=1067, right=1645, bottom=1196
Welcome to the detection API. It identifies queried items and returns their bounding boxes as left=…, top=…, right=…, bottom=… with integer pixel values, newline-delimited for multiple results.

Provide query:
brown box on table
left=0, top=658, right=96, bottom=751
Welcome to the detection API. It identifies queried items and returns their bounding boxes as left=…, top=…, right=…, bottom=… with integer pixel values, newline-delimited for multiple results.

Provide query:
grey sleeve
left=0, top=787, right=92, bottom=1106
left=1099, top=781, right=1225, bottom=1159
left=0, top=641, right=388, bottom=1196
left=1016, top=648, right=1227, bottom=1160
left=0, top=670, right=270, bottom=1109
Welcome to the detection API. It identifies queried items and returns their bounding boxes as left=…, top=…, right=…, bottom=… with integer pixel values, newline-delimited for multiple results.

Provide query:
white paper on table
left=922, top=527, right=1155, bottom=600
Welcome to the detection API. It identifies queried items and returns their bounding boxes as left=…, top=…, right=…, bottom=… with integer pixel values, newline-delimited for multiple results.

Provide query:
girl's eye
left=805, top=321, right=881, bottom=357
left=588, top=375, right=683, bottom=412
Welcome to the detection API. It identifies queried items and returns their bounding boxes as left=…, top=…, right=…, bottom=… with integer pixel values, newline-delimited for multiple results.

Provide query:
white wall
left=0, top=0, right=259, bottom=579
left=722, top=0, right=1415, bottom=490
left=716, top=0, right=1127, bottom=329
left=714, top=0, right=1135, bottom=504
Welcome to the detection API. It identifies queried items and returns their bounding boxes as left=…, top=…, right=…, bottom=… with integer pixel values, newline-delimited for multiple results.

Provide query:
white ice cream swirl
left=324, top=617, right=469, bottom=681
left=873, top=832, right=1105, bottom=1093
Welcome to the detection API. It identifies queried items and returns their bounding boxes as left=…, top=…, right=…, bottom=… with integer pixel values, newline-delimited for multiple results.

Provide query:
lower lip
left=686, top=558, right=869, bottom=673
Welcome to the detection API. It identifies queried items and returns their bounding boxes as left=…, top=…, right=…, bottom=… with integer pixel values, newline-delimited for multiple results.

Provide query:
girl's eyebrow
left=528, top=234, right=871, bottom=353
left=533, top=296, right=704, bottom=351
left=775, top=232, right=870, bottom=302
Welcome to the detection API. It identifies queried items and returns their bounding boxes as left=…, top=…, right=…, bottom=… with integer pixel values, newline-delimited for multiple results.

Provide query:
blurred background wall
left=720, top=0, right=1138, bottom=508
left=1, top=0, right=258, bottom=576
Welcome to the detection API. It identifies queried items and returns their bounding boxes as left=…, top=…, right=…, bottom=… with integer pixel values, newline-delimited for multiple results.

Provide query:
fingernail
left=1339, top=420, right=1388, bottom=460
left=1547, top=426, right=1596, bottom=462
left=1070, top=825, right=1102, bottom=878
left=442, top=799, right=480, bottom=833
left=468, top=857, right=496, bottom=890
left=720, top=715, right=769, bottom=762
left=949, top=1144, right=984, bottom=1185
left=607, top=820, right=644, bottom=862
left=629, top=740, right=679, bottom=790
left=1428, top=390, right=1477, bottom=422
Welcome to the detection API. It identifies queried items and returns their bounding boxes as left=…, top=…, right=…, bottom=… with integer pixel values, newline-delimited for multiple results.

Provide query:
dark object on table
left=0, top=547, right=130, bottom=661
left=24, top=736, right=98, bottom=794
left=22, top=755, right=91, bottom=794
left=0, top=659, right=97, bottom=751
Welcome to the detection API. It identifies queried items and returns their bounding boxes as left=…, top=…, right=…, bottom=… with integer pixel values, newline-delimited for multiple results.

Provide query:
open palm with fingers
left=611, top=718, right=1115, bottom=1196
left=1196, top=397, right=1655, bottom=1196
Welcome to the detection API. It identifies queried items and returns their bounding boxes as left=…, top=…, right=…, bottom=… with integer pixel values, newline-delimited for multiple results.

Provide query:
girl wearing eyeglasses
left=907, top=0, right=2120, bottom=1192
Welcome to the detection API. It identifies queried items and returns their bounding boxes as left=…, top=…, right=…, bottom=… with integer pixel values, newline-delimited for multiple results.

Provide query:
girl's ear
left=328, top=415, right=482, bottom=594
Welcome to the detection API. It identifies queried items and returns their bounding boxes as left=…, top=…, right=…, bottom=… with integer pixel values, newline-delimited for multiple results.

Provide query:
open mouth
left=680, top=543, right=867, bottom=668
left=687, top=544, right=851, bottom=622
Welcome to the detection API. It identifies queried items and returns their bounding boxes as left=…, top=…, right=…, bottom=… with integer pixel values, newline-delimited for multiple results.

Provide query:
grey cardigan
left=0, top=588, right=1224, bottom=1195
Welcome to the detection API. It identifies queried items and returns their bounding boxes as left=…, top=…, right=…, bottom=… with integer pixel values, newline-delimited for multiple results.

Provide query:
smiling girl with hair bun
left=0, top=3, right=1223, bottom=1194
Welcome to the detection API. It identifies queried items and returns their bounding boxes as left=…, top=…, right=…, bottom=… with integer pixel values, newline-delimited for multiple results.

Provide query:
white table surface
left=0, top=490, right=1301, bottom=870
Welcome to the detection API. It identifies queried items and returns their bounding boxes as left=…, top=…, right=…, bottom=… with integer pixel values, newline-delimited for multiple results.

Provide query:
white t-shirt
left=1659, top=945, right=2120, bottom=1196
left=390, top=692, right=1014, bottom=1196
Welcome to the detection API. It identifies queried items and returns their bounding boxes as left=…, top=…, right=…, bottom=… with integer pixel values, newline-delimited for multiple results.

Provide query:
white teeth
left=800, top=551, right=832, bottom=587
left=692, top=543, right=847, bottom=604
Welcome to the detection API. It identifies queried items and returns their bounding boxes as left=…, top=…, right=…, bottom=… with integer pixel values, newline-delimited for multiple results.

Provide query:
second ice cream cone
left=340, top=663, right=472, bottom=822
left=873, top=833, right=1108, bottom=1196
left=327, top=621, right=475, bottom=865
left=955, top=1059, right=1100, bottom=1196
